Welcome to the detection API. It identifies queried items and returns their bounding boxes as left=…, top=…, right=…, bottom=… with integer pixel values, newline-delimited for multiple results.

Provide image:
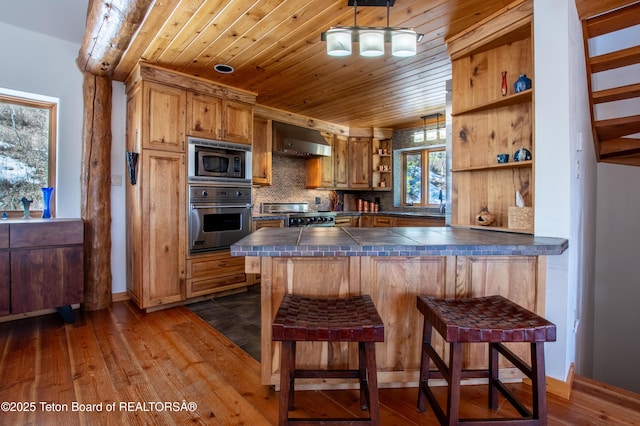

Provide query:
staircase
left=580, top=1, right=640, bottom=166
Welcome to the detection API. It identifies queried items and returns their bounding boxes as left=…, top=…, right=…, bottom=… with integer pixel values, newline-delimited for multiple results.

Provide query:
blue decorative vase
left=41, top=187, right=54, bottom=218
left=514, top=74, right=532, bottom=93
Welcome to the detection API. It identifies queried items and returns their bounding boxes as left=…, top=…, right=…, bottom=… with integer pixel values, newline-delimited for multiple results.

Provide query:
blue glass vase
left=41, top=187, right=54, bottom=218
left=514, top=74, right=532, bottom=93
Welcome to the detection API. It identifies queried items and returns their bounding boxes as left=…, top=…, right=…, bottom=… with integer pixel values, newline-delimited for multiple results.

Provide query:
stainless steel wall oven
left=189, top=185, right=252, bottom=253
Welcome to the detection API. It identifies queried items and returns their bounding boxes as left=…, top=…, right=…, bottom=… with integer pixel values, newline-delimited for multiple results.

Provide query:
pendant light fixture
left=321, top=0, right=423, bottom=58
left=414, top=113, right=444, bottom=143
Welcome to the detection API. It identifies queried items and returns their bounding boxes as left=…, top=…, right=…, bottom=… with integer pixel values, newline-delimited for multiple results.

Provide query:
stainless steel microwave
left=188, top=137, right=252, bottom=185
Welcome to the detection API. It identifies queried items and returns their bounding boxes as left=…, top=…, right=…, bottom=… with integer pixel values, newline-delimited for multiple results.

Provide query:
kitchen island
left=231, top=227, right=568, bottom=389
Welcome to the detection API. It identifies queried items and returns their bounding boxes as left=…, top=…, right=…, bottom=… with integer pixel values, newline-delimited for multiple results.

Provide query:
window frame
left=401, top=145, right=446, bottom=207
left=0, top=92, right=57, bottom=218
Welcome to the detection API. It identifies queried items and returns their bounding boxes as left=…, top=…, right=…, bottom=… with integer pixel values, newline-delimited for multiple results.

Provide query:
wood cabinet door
left=10, top=246, right=83, bottom=314
left=187, top=92, right=222, bottom=139
left=0, top=251, right=8, bottom=316
left=222, top=100, right=253, bottom=144
left=142, top=150, right=186, bottom=307
left=144, top=82, right=186, bottom=152
left=318, top=133, right=335, bottom=188
left=252, top=116, right=272, bottom=185
left=348, top=137, right=371, bottom=189
left=333, top=135, right=349, bottom=188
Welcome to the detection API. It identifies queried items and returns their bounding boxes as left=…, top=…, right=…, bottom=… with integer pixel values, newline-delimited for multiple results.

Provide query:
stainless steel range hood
left=272, top=121, right=331, bottom=157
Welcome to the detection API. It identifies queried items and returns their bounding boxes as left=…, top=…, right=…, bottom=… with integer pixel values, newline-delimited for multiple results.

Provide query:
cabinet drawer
left=335, top=216, right=358, bottom=227
left=394, top=217, right=445, bottom=227
left=187, top=250, right=246, bottom=279
left=10, top=220, right=83, bottom=248
left=373, top=216, right=394, bottom=227
left=187, top=273, right=247, bottom=298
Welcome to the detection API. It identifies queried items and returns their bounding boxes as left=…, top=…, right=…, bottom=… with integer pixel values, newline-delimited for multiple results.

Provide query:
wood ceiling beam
left=77, top=0, right=153, bottom=76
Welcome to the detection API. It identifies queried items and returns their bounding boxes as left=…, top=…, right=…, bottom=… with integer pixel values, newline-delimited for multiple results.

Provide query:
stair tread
left=595, top=115, right=640, bottom=140
left=599, top=137, right=640, bottom=166
left=593, top=83, right=640, bottom=103
left=585, top=2, right=640, bottom=38
left=590, top=45, right=640, bottom=73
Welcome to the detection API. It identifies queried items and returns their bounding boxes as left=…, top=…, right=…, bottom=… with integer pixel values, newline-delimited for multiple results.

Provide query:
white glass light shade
left=359, top=30, right=385, bottom=57
left=392, top=30, right=417, bottom=57
left=326, top=29, right=352, bottom=56
left=413, top=131, right=425, bottom=143
left=438, top=127, right=446, bottom=140
left=426, top=129, right=437, bottom=141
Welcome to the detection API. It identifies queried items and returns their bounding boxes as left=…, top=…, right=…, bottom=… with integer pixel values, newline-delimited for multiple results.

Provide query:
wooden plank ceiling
left=112, top=0, right=515, bottom=130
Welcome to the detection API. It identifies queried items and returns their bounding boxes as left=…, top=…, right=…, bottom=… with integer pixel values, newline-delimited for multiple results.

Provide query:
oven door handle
left=191, top=204, right=251, bottom=209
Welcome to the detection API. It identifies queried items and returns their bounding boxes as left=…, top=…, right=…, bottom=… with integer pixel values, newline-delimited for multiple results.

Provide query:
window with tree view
left=403, top=147, right=446, bottom=206
left=0, top=93, right=57, bottom=216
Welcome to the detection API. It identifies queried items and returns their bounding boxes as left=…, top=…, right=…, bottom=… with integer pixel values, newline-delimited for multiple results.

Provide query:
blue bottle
left=514, top=74, right=532, bottom=93
left=41, top=187, right=54, bottom=218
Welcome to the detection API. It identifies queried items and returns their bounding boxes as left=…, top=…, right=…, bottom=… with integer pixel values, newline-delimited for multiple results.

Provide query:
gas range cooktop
left=261, top=202, right=336, bottom=227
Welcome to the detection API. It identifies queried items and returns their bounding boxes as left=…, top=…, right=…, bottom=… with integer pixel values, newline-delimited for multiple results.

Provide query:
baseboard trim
left=524, top=362, right=575, bottom=400
left=112, top=292, right=130, bottom=302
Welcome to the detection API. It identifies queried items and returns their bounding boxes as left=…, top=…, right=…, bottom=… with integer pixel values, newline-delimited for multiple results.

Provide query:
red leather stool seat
left=273, top=294, right=384, bottom=425
left=417, top=295, right=556, bottom=426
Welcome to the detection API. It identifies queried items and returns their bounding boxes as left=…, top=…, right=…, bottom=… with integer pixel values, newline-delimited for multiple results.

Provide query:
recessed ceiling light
left=214, top=64, right=234, bottom=74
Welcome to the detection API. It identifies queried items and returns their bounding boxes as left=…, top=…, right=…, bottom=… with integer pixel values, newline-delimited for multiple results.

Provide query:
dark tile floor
left=187, top=285, right=262, bottom=361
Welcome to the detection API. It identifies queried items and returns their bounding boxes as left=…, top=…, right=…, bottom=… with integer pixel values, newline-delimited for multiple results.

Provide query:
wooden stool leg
left=289, top=341, right=296, bottom=410
left=489, top=342, right=499, bottom=409
left=532, top=342, right=548, bottom=426
left=279, top=341, right=294, bottom=426
left=446, top=342, right=463, bottom=425
left=417, top=317, right=433, bottom=413
left=364, top=341, right=381, bottom=425
left=358, top=342, right=368, bottom=410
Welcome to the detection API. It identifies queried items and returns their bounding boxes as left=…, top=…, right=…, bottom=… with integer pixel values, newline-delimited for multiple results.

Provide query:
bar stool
left=416, top=295, right=556, bottom=426
left=272, top=294, right=385, bottom=425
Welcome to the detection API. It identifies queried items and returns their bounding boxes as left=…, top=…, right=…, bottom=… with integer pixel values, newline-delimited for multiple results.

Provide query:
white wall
left=0, top=22, right=129, bottom=294
left=111, top=83, right=127, bottom=294
left=533, top=0, right=598, bottom=382
left=591, top=24, right=640, bottom=393
left=0, top=22, right=83, bottom=217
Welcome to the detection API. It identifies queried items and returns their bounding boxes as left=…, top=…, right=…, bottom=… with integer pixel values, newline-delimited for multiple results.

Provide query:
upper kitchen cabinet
left=144, top=81, right=186, bottom=153
left=253, top=115, right=273, bottom=186
left=447, top=0, right=534, bottom=234
left=188, top=92, right=253, bottom=144
left=334, top=135, right=349, bottom=189
left=348, top=137, right=371, bottom=189
left=306, top=132, right=337, bottom=189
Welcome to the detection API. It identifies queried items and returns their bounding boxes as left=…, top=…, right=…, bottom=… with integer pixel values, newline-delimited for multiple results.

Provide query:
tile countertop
left=251, top=211, right=445, bottom=220
left=230, top=227, right=568, bottom=257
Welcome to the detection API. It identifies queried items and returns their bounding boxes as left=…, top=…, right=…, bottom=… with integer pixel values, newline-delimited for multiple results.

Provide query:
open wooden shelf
left=451, top=90, right=532, bottom=116
left=451, top=224, right=533, bottom=234
left=452, top=160, right=532, bottom=172
left=448, top=0, right=534, bottom=236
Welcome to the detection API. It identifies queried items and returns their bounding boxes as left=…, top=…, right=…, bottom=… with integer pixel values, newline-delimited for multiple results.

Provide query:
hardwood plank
left=0, top=301, right=638, bottom=424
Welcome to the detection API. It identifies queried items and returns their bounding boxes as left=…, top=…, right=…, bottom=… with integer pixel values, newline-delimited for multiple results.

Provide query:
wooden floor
left=1, top=301, right=639, bottom=425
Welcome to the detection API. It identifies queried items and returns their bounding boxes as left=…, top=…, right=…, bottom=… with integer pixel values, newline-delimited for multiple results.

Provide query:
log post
left=81, top=73, right=113, bottom=311
left=77, top=0, right=151, bottom=310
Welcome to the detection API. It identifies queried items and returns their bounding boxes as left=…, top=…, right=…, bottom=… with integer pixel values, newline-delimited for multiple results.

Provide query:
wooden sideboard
left=0, top=219, right=84, bottom=320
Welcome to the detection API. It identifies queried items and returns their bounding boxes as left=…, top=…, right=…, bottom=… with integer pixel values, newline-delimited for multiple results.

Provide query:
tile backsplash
left=252, top=127, right=443, bottom=214
left=252, top=155, right=332, bottom=213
